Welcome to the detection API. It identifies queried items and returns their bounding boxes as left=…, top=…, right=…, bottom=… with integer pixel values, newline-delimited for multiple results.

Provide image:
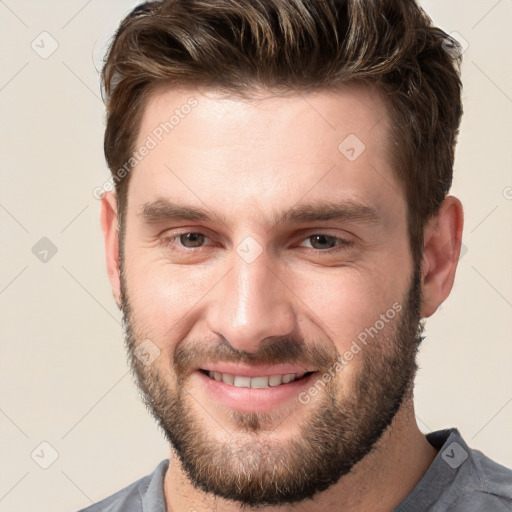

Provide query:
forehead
left=127, top=84, right=401, bottom=228
left=139, top=84, right=389, bottom=155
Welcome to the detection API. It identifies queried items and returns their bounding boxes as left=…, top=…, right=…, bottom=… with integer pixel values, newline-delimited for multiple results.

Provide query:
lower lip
left=194, top=370, right=318, bottom=413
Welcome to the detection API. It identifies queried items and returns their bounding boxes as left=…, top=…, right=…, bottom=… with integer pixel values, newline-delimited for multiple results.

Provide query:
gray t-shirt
left=75, top=428, right=512, bottom=511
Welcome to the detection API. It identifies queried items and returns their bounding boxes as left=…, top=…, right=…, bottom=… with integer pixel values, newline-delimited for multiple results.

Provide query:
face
left=117, top=85, right=424, bottom=506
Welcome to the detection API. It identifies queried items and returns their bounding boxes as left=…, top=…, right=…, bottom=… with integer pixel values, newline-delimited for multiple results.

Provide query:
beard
left=120, top=262, right=424, bottom=507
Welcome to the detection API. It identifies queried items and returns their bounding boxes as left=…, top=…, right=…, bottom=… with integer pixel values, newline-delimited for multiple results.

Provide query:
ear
left=420, top=195, right=464, bottom=318
left=100, top=192, right=122, bottom=309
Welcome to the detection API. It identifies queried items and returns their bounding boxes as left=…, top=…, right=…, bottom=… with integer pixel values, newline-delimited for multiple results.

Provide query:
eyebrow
left=139, top=198, right=382, bottom=229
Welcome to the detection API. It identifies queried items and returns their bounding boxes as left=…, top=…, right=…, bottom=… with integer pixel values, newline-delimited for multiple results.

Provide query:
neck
left=163, top=397, right=438, bottom=512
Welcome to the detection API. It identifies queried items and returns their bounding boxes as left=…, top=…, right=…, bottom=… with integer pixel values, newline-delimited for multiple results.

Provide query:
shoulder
left=445, top=491, right=512, bottom=512
left=435, top=429, right=512, bottom=511
left=74, top=459, right=169, bottom=512
left=397, top=428, right=512, bottom=512
left=472, top=447, right=512, bottom=495
left=447, top=448, right=512, bottom=511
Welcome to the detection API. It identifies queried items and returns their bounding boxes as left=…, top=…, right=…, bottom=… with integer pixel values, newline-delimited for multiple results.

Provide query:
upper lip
left=198, top=363, right=316, bottom=378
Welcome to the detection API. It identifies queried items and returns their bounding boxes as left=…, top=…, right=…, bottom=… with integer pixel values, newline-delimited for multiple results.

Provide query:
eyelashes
left=161, top=231, right=354, bottom=254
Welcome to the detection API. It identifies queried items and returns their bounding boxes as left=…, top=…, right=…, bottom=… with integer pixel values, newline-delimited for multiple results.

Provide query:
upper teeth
left=207, top=371, right=306, bottom=388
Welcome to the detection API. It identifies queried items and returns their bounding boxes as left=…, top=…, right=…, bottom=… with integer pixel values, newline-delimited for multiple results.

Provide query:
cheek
left=123, top=251, right=219, bottom=337
left=291, top=265, right=405, bottom=351
left=122, top=228, right=412, bottom=354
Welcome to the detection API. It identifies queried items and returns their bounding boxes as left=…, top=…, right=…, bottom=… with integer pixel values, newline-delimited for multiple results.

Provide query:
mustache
left=172, top=335, right=337, bottom=379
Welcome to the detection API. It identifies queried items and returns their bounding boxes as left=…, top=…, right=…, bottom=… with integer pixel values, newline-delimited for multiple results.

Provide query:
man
left=79, top=0, right=512, bottom=510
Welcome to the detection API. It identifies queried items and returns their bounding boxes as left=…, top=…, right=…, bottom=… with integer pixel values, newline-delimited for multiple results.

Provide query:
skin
left=100, top=84, right=464, bottom=511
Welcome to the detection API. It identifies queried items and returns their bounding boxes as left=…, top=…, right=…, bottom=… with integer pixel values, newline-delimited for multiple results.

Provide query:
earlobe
left=100, top=192, right=122, bottom=308
left=419, top=196, right=464, bottom=319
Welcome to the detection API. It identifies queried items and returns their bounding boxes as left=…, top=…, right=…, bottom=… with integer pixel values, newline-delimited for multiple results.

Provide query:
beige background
left=0, top=1, right=511, bottom=510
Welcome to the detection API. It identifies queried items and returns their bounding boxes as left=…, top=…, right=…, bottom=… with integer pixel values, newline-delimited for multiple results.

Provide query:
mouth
left=193, top=366, right=320, bottom=413
left=199, top=369, right=317, bottom=388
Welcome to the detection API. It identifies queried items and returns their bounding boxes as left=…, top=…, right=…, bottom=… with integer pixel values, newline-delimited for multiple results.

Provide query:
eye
left=162, top=232, right=213, bottom=249
left=160, top=231, right=353, bottom=253
left=299, top=234, right=353, bottom=251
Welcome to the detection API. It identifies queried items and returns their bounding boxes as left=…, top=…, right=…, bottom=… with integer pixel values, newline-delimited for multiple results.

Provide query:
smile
left=194, top=368, right=319, bottom=413
left=203, top=370, right=315, bottom=388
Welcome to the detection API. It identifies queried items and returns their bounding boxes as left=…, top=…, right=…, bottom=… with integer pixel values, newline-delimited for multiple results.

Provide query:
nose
left=206, top=247, right=296, bottom=353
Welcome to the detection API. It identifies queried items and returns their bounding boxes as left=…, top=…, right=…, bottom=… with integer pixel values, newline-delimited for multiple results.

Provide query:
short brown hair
left=101, top=0, right=463, bottom=268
